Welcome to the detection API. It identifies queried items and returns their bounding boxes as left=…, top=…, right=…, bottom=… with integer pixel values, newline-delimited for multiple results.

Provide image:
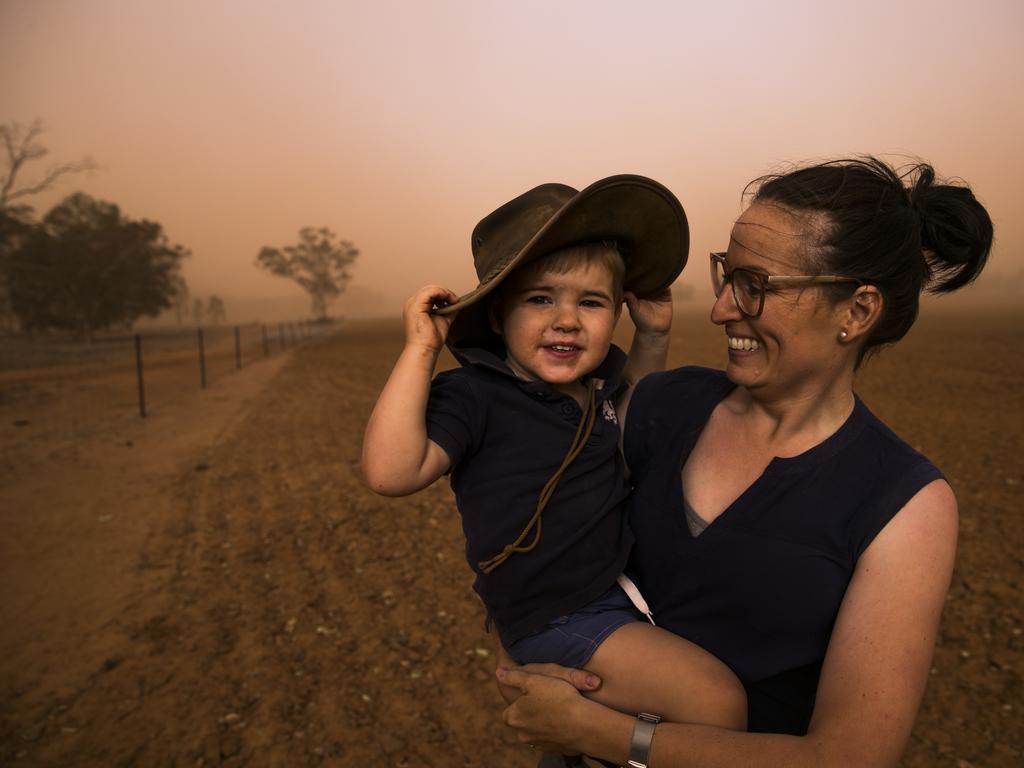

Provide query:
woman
left=496, top=157, right=993, bottom=767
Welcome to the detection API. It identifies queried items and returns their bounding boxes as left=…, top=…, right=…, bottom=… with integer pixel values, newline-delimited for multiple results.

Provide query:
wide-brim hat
left=437, top=174, right=688, bottom=350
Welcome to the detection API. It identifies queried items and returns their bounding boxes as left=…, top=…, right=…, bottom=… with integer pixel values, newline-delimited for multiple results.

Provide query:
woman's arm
left=803, top=478, right=958, bottom=764
left=499, top=479, right=958, bottom=767
left=361, top=285, right=457, bottom=496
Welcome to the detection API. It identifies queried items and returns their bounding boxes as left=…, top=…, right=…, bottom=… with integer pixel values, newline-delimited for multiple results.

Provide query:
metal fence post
left=234, top=325, right=241, bottom=369
left=278, top=323, right=285, bottom=350
left=197, top=327, right=207, bottom=389
left=135, top=333, right=146, bottom=418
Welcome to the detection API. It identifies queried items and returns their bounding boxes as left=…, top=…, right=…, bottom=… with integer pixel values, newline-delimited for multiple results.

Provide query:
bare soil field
left=1, top=308, right=1021, bottom=767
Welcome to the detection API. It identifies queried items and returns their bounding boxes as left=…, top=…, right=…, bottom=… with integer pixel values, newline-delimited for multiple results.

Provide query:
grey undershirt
left=683, top=496, right=709, bottom=537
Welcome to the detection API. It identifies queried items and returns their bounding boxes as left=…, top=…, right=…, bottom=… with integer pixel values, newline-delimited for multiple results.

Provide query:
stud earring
left=839, top=330, right=849, bottom=341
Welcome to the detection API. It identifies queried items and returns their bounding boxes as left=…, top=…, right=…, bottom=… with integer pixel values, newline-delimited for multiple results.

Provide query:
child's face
left=495, top=260, right=620, bottom=394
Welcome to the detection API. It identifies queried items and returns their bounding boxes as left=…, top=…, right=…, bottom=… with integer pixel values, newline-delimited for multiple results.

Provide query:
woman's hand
left=494, top=648, right=602, bottom=705
left=403, top=284, right=458, bottom=352
left=497, top=664, right=603, bottom=753
left=494, top=646, right=522, bottom=704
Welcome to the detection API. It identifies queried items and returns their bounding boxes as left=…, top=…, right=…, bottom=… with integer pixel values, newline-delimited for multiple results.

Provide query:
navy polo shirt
left=624, top=366, right=944, bottom=734
left=426, top=344, right=633, bottom=645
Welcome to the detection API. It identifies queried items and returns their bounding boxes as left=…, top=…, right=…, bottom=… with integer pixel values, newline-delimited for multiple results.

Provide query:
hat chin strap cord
left=477, top=379, right=598, bottom=575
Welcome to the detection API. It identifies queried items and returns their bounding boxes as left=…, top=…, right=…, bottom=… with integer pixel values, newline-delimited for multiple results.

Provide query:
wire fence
left=0, top=321, right=330, bottom=451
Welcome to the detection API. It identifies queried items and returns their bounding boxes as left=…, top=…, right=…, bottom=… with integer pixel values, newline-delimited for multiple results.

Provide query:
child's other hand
left=624, top=287, right=673, bottom=337
left=404, top=285, right=459, bottom=352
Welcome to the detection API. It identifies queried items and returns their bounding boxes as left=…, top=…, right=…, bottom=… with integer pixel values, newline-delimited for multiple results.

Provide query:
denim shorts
left=506, top=583, right=642, bottom=668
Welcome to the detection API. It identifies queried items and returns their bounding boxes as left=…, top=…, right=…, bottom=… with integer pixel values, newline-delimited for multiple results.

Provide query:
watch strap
left=626, top=712, right=661, bottom=768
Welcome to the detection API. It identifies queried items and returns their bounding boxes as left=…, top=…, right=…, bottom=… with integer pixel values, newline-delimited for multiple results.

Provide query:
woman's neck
left=726, top=368, right=857, bottom=458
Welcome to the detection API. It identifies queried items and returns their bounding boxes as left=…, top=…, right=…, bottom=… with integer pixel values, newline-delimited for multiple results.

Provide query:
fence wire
left=0, top=322, right=327, bottom=451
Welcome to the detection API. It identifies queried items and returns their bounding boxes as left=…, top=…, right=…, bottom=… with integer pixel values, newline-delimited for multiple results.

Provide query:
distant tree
left=1, top=120, right=95, bottom=212
left=206, top=295, right=226, bottom=324
left=0, top=206, right=34, bottom=330
left=170, top=275, right=190, bottom=325
left=3, top=193, right=188, bottom=339
left=256, top=227, right=358, bottom=319
left=1, top=120, right=96, bottom=331
left=192, top=297, right=205, bottom=326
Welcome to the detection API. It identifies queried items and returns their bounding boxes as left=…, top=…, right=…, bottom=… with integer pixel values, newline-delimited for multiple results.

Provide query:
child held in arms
left=362, top=177, right=746, bottom=750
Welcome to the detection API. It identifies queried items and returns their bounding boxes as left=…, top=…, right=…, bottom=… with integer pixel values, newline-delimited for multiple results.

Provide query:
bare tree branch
left=0, top=120, right=96, bottom=208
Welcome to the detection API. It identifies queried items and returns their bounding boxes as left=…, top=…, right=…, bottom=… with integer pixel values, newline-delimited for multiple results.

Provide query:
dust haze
left=1, top=0, right=1021, bottom=327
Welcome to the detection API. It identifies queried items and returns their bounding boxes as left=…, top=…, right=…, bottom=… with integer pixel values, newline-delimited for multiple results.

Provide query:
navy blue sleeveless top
left=623, top=367, right=943, bottom=734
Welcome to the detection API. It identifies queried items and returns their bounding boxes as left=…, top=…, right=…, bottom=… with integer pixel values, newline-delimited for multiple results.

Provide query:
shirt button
left=560, top=403, right=576, bottom=416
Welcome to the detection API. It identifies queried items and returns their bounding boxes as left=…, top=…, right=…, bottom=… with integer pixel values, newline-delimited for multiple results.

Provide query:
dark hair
left=514, top=241, right=626, bottom=302
left=748, top=157, right=993, bottom=358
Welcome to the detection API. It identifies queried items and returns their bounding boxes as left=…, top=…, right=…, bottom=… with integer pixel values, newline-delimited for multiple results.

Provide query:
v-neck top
left=623, top=366, right=943, bottom=735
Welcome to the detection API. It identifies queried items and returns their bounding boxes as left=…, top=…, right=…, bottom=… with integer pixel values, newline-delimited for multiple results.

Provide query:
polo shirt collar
left=450, top=341, right=627, bottom=401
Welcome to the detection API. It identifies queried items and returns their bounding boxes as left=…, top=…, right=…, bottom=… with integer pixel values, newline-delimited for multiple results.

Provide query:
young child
left=362, top=176, right=746, bottom=736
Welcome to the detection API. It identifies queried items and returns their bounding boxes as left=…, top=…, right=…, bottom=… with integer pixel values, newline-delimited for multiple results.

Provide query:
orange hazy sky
left=2, top=0, right=1022, bottom=319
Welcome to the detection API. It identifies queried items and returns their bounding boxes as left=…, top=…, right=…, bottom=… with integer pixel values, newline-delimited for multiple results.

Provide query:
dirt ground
left=1, top=308, right=1021, bottom=767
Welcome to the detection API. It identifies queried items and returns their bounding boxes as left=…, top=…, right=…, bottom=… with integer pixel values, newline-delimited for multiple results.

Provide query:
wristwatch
left=626, top=712, right=661, bottom=768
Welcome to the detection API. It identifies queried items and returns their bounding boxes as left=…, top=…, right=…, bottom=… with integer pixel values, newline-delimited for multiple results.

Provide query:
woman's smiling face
left=711, top=202, right=848, bottom=397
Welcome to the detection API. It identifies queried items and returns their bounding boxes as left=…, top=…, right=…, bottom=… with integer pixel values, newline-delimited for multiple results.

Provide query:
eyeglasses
left=710, top=252, right=861, bottom=318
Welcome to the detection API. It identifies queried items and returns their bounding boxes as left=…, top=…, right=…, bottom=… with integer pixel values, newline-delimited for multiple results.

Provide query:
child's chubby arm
left=362, top=285, right=459, bottom=496
left=618, top=286, right=673, bottom=425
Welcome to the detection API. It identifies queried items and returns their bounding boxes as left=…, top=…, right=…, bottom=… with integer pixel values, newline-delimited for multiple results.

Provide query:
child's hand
left=404, top=285, right=459, bottom=352
left=624, top=287, right=673, bottom=337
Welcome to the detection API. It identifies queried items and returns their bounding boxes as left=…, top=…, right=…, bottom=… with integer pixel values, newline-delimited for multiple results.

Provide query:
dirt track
left=1, top=311, right=1021, bottom=767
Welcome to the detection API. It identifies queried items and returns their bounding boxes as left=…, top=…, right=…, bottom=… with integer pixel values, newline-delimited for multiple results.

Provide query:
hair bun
left=906, top=165, right=992, bottom=294
left=908, top=164, right=935, bottom=210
